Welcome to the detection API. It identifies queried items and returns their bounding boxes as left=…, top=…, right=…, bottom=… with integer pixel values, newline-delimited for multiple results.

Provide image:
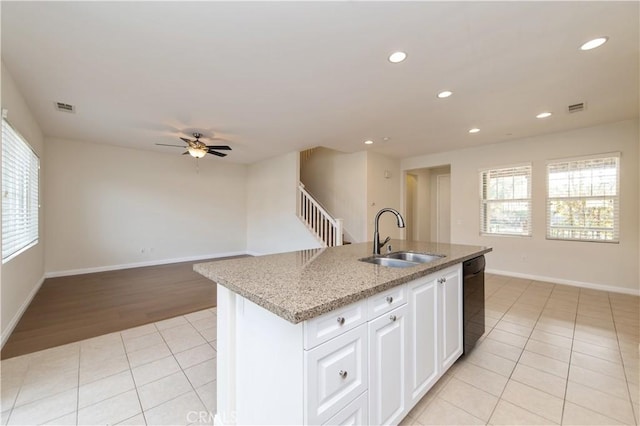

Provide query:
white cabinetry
left=407, top=275, right=439, bottom=405
left=407, top=264, right=462, bottom=406
left=438, top=265, right=463, bottom=371
left=305, top=324, right=368, bottom=424
left=324, top=391, right=368, bottom=426
left=368, top=304, right=409, bottom=425
left=216, top=263, right=463, bottom=426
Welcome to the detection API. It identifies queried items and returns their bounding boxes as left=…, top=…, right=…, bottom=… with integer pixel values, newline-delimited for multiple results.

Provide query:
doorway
left=403, top=165, right=451, bottom=244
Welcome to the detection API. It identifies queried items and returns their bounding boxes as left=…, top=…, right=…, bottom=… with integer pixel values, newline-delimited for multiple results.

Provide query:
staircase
left=297, top=182, right=343, bottom=247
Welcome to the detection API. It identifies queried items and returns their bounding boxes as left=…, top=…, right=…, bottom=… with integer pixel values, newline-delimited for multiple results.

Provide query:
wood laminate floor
left=1, top=257, right=245, bottom=359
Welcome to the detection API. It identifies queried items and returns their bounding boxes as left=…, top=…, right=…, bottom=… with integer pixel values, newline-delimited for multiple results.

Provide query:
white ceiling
left=2, top=1, right=638, bottom=164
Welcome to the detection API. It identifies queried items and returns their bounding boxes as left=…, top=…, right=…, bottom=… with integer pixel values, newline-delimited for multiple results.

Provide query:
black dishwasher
left=462, top=255, right=485, bottom=354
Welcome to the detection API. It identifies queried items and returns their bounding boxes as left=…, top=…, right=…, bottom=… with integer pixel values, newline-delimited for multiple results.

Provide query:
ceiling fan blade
left=180, top=137, right=193, bottom=144
left=205, top=145, right=232, bottom=150
left=182, top=151, right=189, bottom=155
left=208, top=150, right=227, bottom=157
left=156, top=143, right=186, bottom=148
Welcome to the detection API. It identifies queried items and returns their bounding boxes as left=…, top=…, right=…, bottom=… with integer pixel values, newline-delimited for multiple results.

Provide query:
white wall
left=44, top=138, right=248, bottom=274
left=367, top=151, right=402, bottom=242
left=402, top=119, right=640, bottom=294
left=246, top=152, right=321, bottom=255
left=1, top=62, right=46, bottom=344
left=300, top=148, right=368, bottom=242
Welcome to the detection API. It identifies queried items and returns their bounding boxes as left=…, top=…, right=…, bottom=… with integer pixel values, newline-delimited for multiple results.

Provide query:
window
left=547, top=153, right=619, bottom=242
left=2, top=118, right=40, bottom=262
left=480, top=164, right=532, bottom=236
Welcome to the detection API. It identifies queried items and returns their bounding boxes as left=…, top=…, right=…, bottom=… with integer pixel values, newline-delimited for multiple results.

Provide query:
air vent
left=54, top=102, right=75, bottom=113
left=568, top=102, right=585, bottom=113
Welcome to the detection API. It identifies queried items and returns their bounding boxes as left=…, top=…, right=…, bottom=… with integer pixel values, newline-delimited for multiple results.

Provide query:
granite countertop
left=194, top=240, right=491, bottom=324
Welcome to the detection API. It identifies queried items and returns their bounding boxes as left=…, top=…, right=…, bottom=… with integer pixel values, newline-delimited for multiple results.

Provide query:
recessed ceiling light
left=580, top=37, right=608, bottom=51
left=388, top=51, right=407, bottom=63
left=364, top=140, right=374, bottom=145
left=382, top=137, right=390, bottom=142
left=437, top=90, right=453, bottom=99
left=468, top=128, right=480, bottom=134
left=536, top=112, right=552, bottom=119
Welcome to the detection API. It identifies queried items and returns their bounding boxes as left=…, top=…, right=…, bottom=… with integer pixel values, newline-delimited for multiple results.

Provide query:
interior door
left=436, top=174, right=451, bottom=243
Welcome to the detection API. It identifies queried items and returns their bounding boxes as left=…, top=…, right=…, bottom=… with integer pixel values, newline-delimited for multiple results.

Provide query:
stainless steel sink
left=360, top=257, right=420, bottom=268
left=385, top=252, right=444, bottom=263
left=359, top=251, right=445, bottom=268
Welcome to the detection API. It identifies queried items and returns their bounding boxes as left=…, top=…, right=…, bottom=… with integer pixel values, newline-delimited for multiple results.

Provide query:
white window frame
left=479, top=163, right=532, bottom=237
left=2, top=117, right=40, bottom=262
left=546, top=152, right=620, bottom=243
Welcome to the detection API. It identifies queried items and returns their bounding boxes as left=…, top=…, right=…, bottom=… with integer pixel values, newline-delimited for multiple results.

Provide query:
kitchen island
left=195, top=240, right=491, bottom=426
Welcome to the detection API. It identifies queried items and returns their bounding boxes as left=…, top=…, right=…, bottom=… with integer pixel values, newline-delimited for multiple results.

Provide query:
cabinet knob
left=337, top=317, right=345, bottom=326
left=390, top=315, right=397, bottom=322
left=386, top=296, right=393, bottom=304
left=338, top=370, right=348, bottom=379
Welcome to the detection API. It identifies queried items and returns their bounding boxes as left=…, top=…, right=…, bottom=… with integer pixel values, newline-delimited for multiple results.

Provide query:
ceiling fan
left=156, top=132, right=231, bottom=158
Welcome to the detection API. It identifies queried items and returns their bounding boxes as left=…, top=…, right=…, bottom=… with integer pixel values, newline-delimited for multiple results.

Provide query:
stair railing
left=297, top=182, right=343, bottom=247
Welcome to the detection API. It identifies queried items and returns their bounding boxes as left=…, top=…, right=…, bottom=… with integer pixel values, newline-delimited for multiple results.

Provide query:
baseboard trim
left=1, top=274, right=45, bottom=349
left=486, top=268, right=640, bottom=296
left=44, top=251, right=248, bottom=279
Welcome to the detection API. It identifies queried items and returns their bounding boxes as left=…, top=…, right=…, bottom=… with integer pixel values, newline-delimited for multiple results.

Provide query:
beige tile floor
left=401, top=274, right=640, bottom=426
left=1, top=309, right=218, bottom=425
left=0, top=274, right=638, bottom=425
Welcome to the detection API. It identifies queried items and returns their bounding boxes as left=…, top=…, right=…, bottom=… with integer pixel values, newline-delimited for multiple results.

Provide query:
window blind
left=480, top=165, right=532, bottom=236
left=547, top=154, right=619, bottom=242
left=2, top=118, right=40, bottom=262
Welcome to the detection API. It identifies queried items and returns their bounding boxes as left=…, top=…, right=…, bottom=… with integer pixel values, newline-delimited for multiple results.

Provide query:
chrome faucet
left=373, top=208, right=406, bottom=255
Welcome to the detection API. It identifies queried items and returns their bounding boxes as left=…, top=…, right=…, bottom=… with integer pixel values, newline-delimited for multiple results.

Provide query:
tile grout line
left=607, top=291, right=639, bottom=426
left=563, top=291, right=636, bottom=425
left=4, top=351, right=34, bottom=424
left=485, top=279, right=560, bottom=424
left=75, top=343, right=81, bottom=426
left=156, top=315, right=212, bottom=420
left=120, top=331, right=149, bottom=426
left=557, top=285, right=580, bottom=425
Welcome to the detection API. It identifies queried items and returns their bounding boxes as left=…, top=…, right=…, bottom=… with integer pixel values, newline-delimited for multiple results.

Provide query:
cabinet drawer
left=304, top=299, right=366, bottom=349
left=305, top=324, right=368, bottom=425
left=323, top=391, right=368, bottom=426
left=368, top=284, right=407, bottom=319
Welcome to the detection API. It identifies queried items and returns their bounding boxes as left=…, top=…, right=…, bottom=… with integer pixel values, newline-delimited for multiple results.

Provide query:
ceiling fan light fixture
left=188, top=146, right=207, bottom=158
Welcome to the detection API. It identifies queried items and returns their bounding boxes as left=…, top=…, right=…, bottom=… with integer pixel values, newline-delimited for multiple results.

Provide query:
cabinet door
left=439, top=265, right=463, bottom=371
left=368, top=304, right=409, bottom=426
left=305, top=324, right=368, bottom=425
left=407, top=276, right=439, bottom=405
left=323, top=391, right=368, bottom=426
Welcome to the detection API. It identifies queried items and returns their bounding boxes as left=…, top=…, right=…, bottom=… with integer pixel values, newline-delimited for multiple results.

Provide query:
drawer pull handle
left=339, top=370, right=348, bottom=379
left=337, top=317, right=345, bottom=326
left=390, top=315, right=397, bottom=322
left=386, top=296, right=393, bottom=304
